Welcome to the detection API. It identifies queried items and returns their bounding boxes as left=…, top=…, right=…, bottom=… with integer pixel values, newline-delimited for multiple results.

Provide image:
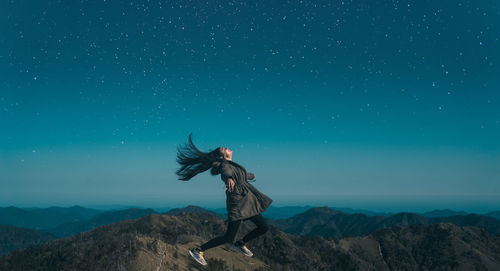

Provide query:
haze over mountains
left=1, top=205, right=500, bottom=270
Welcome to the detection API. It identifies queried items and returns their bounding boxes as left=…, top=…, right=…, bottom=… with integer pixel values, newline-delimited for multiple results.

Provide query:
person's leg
left=239, top=213, right=269, bottom=244
left=199, top=219, right=242, bottom=251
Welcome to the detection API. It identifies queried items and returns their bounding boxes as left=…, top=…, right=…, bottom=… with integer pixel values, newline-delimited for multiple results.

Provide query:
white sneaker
left=233, top=241, right=253, bottom=257
left=189, top=247, right=207, bottom=266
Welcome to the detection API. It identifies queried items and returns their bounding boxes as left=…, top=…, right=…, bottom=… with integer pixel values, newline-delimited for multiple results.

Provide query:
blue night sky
left=1, top=0, right=499, bottom=212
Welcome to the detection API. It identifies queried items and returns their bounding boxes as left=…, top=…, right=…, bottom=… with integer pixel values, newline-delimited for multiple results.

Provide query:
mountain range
left=1, top=210, right=500, bottom=270
left=1, top=205, right=500, bottom=253
left=0, top=206, right=101, bottom=230
left=271, top=206, right=500, bottom=238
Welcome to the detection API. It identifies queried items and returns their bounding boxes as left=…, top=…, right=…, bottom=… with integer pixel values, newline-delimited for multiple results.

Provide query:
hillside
left=47, top=208, right=156, bottom=238
left=0, top=225, right=54, bottom=257
left=2, top=212, right=500, bottom=270
left=273, top=207, right=500, bottom=238
left=166, top=205, right=226, bottom=220
left=0, top=212, right=270, bottom=271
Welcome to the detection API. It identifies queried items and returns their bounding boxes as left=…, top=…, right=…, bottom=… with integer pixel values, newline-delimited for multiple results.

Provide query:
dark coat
left=220, top=160, right=273, bottom=222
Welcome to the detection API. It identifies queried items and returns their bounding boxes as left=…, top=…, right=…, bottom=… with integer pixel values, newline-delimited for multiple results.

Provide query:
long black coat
left=220, top=160, right=273, bottom=222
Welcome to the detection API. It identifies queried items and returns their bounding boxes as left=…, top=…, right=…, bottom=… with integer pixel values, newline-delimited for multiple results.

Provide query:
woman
left=176, top=134, right=273, bottom=266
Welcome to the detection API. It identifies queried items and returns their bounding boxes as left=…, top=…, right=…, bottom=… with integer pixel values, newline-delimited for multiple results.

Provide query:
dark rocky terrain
left=1, top=211, right=500, bottom=271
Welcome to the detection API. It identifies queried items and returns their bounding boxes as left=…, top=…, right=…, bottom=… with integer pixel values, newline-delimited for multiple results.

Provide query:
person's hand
left=226, top=178, right=235, bottom=192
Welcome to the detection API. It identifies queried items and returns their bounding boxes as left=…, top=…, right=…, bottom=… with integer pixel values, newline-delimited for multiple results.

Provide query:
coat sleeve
left=247, top=172, right=256, bottom=180
left=220, top=163, right=233, bottom=183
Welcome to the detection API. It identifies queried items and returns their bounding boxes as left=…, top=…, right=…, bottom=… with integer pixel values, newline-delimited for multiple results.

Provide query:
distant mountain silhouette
left=209, top=205, right=334, bottom=219
left=46, top=208, right=156, bottom=238
left=273, top=207, right=500, bottom=238
left=253, top=205, right=392, bottom=220
left=421, top=209, right=468, bottom=218
left=431, top=214, right=500, bottom=234
left=377, top=212, right=430, bottom=227
left=272, top=206, right=385, bottom=237
left=0, top=206, right=101, bottom=230
left=486, top=211, right=500, bottom=221
left=0, top=225, right=54, bottom=256
left=24, top=206, right=101, bottom=221
left=1, top=212, right=500, bottom=270
left=329, top=207, right=394, bottom=217
left=256, top=205, right=314, bottom=219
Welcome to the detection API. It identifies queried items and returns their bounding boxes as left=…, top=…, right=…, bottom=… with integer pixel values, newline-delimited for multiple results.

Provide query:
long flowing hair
left=175, top=134, right=224, bottom=181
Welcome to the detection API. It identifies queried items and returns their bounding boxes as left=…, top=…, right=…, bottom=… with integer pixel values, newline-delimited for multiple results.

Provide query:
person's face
left=219, top=146, right=233, bottom=160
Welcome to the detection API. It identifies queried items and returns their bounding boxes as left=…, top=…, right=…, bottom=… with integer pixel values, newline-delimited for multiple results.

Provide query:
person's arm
left=221, top=164, right=235, bottom=192
left=225, top=178, right=235, bottom=192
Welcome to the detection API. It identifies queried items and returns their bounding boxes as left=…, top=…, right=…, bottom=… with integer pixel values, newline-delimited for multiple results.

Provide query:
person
left=175, top=134, right=273, bottom=266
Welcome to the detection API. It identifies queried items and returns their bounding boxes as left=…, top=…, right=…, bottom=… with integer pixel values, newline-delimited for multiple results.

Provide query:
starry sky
left=1, top=0, right=499, bottom=212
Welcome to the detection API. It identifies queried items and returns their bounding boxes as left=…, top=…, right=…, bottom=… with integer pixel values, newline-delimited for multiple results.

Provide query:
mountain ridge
left=273, top=207, right=500, bottom=238
left=2, top=211, right=500, bottom=270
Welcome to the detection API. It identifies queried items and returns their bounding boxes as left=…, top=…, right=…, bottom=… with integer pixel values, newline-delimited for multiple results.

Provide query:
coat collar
left=223, top=159, right=247, bottom=172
